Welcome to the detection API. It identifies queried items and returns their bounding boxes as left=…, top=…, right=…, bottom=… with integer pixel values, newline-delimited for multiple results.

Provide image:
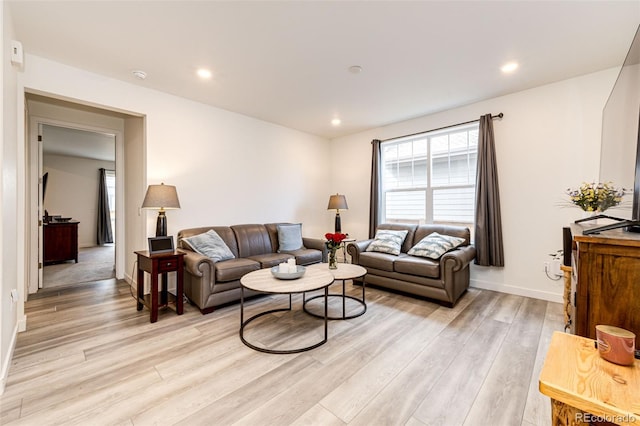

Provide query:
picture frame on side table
left=148, top=236, right=174, bottom=255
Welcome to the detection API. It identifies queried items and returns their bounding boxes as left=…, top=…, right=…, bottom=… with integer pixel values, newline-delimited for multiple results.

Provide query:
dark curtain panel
left=97, top=168, right=113, bottom=245
left=474, top=114, right=504, bottom=266
left=369, top=139, right=382, bottom=238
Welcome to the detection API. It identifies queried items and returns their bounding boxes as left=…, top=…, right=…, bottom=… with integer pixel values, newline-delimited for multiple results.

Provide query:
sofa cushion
left=247, top=253, right=293, bottom=269
left=215, top=258, right=260, bottom=282
left=366, top=229, right=409, bottom=255
left=232, top=224, right=273, bottom=257
left=413, top=225, right=470, bottom=246
left=408, top=232, right=465, bottom=260
left=286, top=248, right=322, bottom=265
left=376, top=223, right=418, bottom=254
left=394, top=255, right=440, bottom=279
left=358, top=251, right=405, bottom=272
left=182, top=230, right=235, bottom=262
left=277, top=223, right=304, bottom=252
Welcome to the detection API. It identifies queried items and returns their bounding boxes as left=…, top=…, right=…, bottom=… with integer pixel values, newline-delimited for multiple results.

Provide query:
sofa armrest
left=440, top=245, right=477, bottom=273
left=302, top=237, right=328, bottom=262
left=302, top=237, right=326, bottom=251
left=182, top=249, right=215, bottom=279
left=347, top=239, right=373, bottom=265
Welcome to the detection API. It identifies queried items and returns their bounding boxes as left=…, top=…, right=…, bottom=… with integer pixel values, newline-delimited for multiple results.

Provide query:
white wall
left=1, top=0, right=22, bottom=394
left=17, top=53, right=332, bottom=284
left=330, top=68, right=618, bottom=302
left=43, top=154, right=115, bottom=248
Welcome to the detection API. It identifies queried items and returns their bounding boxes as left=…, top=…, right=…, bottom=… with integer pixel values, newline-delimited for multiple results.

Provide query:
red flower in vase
left=325, top=232, right=347, bottom=250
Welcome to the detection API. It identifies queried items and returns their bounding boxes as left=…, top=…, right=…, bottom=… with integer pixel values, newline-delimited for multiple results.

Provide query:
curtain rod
left=380, top=113, right=503, bottom=142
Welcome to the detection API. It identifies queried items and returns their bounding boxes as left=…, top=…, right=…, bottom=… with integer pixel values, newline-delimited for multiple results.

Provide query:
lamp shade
left=141, top=183, right=181, bottom=210
left=327, top=194, right=348, bottom=211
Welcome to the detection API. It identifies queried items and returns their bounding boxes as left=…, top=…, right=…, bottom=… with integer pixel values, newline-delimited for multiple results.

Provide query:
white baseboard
left=18, top=315, right=26, bottom=332
left=470, top=279, right=563, bottom=304
left=0, top=322, right=19, bottom=395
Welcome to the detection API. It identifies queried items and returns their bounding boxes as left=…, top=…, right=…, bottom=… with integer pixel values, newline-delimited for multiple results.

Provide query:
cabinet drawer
left=158, top=258, right=179, bottom=272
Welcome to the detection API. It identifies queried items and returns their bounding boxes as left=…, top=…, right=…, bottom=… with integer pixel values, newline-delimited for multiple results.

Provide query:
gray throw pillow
left=277, top=223, right=304, bottom=252
left=408, top=232, right=465, bottom=260
left=182, top=230, right=235, bottom=262
left=366, top=229, right=409, bottom=256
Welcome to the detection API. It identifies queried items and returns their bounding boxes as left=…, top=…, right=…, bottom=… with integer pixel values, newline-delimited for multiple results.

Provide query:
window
left=105, top=170, right=116, bottom=242
left=381, top=123, right=478, bottom=231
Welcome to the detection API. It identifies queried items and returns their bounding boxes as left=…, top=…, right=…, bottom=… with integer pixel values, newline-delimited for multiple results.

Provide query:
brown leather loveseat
left=177, top=223, right=326, bottom=314
left=347, top=223, right=476, bottom=307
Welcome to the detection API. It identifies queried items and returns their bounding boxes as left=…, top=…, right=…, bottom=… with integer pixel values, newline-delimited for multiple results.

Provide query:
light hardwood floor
left=0, top=278, right=562, bottom=425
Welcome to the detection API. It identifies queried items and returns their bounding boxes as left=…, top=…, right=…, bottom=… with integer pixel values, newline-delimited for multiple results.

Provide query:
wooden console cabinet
left=43, top=221, right=80, bottom=264
left=570, top=223, right=640, bottom=343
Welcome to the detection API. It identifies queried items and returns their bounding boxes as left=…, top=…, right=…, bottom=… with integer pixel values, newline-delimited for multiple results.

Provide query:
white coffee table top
left=307, top=263, right=367, bottom=280
left=240, top=267, right=334, bottom=294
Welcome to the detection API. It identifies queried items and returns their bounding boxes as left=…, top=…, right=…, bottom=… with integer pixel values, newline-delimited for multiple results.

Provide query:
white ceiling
left=9, top=1, right=640, bottom=139
left=42, top=124, right=115, bottom=162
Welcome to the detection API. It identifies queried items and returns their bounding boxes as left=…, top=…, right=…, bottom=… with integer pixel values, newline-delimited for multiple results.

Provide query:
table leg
left=176, top=257, right=184, bottom=315
left=362, top=277, right=366, bottom=305
left=324, top=286, right=328, bottom=339
left=342, top=279, right=346, bottom=319
left=161, top=272, right=168, bottom=306
left=136, top=265, right=144, bottom=311
left=150, top=270, right=159, bottom=323
left=240, top=286, right=244, bottom=326
left=550, top=398, right=583, bottom=426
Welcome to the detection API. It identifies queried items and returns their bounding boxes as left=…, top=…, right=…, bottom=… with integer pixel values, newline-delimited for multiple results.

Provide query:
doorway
left=40, top=124, right=117, bottom=289
left=26, top=94, right=130, bottom=295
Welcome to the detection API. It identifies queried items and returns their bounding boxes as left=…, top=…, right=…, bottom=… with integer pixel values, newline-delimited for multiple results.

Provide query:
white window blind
left=381, top=124, right=478, bottom=228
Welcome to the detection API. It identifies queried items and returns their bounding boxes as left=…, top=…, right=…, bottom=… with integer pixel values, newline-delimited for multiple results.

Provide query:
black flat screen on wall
left=597, top=25, right=640, bottom=233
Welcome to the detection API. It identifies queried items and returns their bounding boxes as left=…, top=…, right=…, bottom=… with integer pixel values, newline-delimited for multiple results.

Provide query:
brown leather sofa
left=347, top=223, right=476, bottom=307
left=177, top=223, right=326, bottom=314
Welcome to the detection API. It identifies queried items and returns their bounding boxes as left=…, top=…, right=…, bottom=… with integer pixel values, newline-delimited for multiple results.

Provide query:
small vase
left=581, top=210, right=598, bottom=224
left=328, top=248, right=338, bottom=269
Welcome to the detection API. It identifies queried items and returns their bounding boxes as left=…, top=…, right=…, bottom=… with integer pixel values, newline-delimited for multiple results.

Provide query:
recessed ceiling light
left=197, top=68, right=212, bottom=79
left=348, top=65, right=363, bottom=74
left=331, top=118, right=341, bottom=126
left=501, top=62, right=519, bottom=73
left=132, top=70, right=147, bottom=80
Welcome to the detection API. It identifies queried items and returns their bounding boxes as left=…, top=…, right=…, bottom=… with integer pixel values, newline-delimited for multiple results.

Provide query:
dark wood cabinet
left=570, top=224, right=640, bottom=345
left=44, top=221, right=79, bottom=264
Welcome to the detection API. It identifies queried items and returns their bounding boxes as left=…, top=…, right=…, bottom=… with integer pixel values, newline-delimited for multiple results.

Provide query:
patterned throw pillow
left=408, top=232, right=465, bottom=260
left=182, top=230, right=235, bottom=262
left=277, top=223, right=305, bottom=252
left=365, top=229, right=409, bottom=256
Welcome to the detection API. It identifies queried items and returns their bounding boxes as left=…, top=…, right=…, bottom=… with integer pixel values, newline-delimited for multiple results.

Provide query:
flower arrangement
left=566, top=182, right=625, bottom=212
left=325, top=232, right=347, bottom=269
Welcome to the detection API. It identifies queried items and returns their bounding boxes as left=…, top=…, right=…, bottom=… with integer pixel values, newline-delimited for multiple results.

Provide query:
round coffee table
left=303, top=263, right=367, bottom=320
left=240, top=267, right=334, bottom=354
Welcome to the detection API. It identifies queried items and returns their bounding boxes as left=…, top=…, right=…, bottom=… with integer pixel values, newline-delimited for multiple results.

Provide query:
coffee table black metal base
left=303, top=279, right=366, bottom=320
left=240, top=287, right=329, bottom=354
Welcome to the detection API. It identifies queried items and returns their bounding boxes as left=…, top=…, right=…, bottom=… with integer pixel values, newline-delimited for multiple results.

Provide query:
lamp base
left=156, top=211, right=167, bottom=237
left=334, top=212, right=341, bottom=233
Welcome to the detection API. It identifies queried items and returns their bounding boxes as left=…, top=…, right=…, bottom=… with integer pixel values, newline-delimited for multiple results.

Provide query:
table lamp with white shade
left=141, top=183, right=181, bottom=237
left=327, top=193, right=348, bottom=233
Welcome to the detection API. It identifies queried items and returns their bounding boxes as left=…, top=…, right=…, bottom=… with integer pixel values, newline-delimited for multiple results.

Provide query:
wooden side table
left=135, top=250, right=185, bottom=323
left=539, top=331, right=640, bottom=425
left=340, top=238, right=356, bottom=263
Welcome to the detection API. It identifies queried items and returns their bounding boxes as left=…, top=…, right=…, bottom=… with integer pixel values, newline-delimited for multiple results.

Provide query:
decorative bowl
left=56, top=217, right=72, bottom=222
left=271, top=265, right=306, bottom=280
